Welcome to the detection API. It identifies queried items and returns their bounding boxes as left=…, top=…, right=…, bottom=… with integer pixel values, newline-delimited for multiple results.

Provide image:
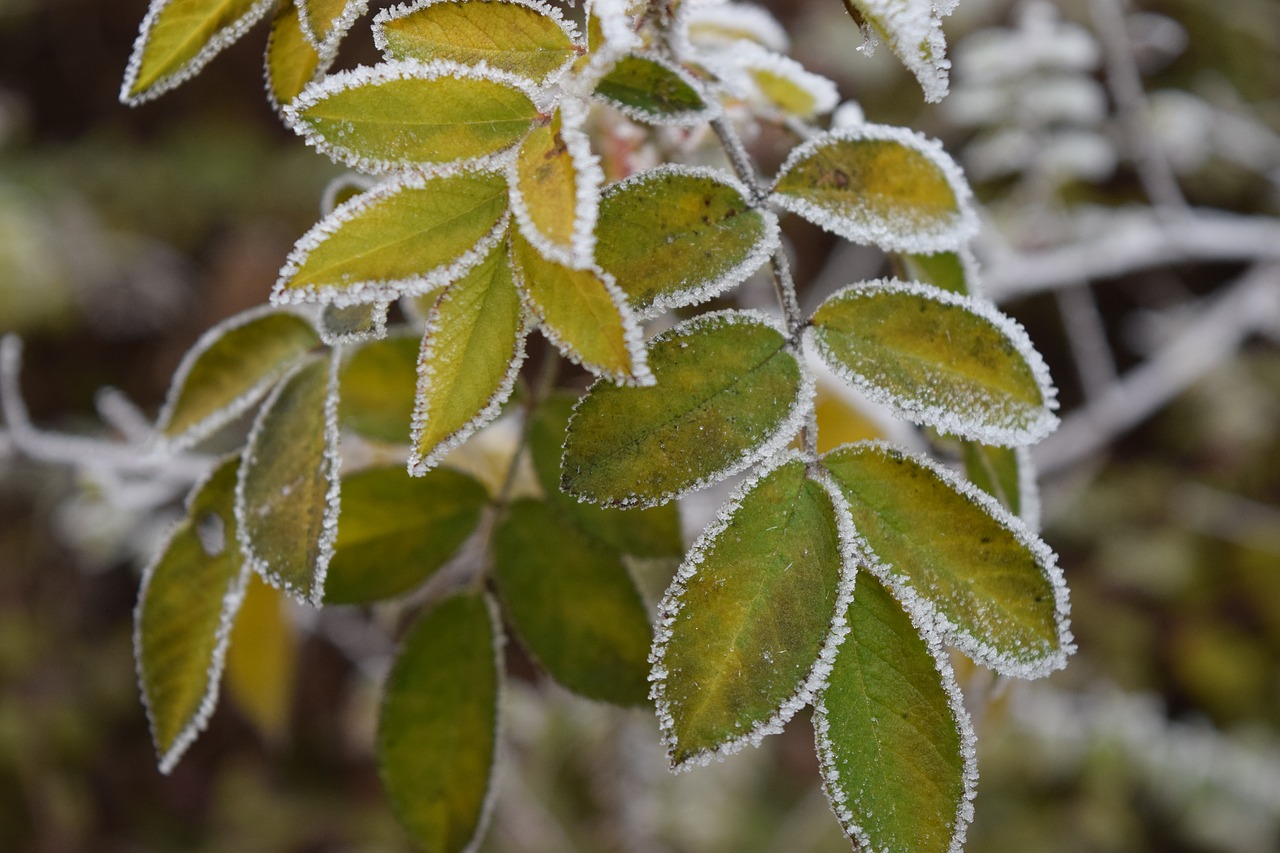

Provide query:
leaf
left=265, top=0, right=335, bottom=110
left=325, top=466, right=488, bottom=604
left=284, top=60, right=539, bottom=173
left=722, top=42, right=838, bottom=119
left=224, top=573, right=297, bottom=743
left=822, top=441, right=1073, bottom=677
left=411, top=240, right=528, bottom=473
left=273, top=170, right=509, bottom=305
left=562, top=310, right=811, bottom=507
left=650, top=453, right=849, bottom=768
left=338, top=333, right=419, bottom=444
left=842, top=0, right=951, bottom=103
left=595, top=165, right=778, bottom=319
left=772, top=124, right=977, bottom=253
left=808, top=279, right=1058, bottom=446
left=962, top=441, right=1025, bottom=522
left=814, top=572, right=976, bottom=853
left=894, top=247, right=978, bottom=296
left=121, top=0, right=275, bottom=104
left=318, top=300, right=388, bottom=345
left=528, top=394, right=683, bottom=559
left=156, top=307, right=320, bottom=451
left=509, top=231, right=649, bottom=385
left=594, top=54, right=713, bottom=126
left=373, top=0, right=580, bottom=83
left=379, top=592, right=501, bottom=853
left=135, top=456, right=247, bottom=773
left=236, top=353, right=341, bottom=606
left=494, top=499, right=652, bottom=705
left=296, top=0, right=366, bottom=54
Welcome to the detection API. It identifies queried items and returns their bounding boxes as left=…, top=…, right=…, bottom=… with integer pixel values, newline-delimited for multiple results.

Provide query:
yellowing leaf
left=157, top=307, right=319, bottom=451
left=411, top=240, right=528, bottom=473
left=510, top=232, right=649, bottom=385
left=285, top=60, right=539, bottom=173
left=595, top=54, right=712, bottom=125
left=728, top=42, right=839, bottom=119
left=815, top=572, right=976, bottom=853
left=379, top=592, right=501, bottom=853
left=963, top=442, right=1031, bottom=524
left=651, top=454, right=848, bottom=767
left=296, top=0, right=366, bottom=53
left=822, top=441, right=1073, bottom=677
left=510, top=105, right=601, bottom=268
left=325, top=466, right=487, bottom=603
left=236, top=354, right=341, bottom=606
left=373, top=0, right=580, bottom=83
left=265, top=0, right=333, bottom=110
left=562, top=310, right=811, bottom=507
left=339, top=333, right=420, bottom=444
left=135, top=456, right=246, bottom=773
left=274, top=171, right=509, bottom=305
left=595, top=165, right=778, bottom=318
left=224, top=573, right=297, bottom=743
left=809, top=279, right=1058, bottom=446
left=772, top=125, right=977, bottom=253
left=842, top=0, right=951, bottom=103
left=813, top=380, right=888, bottom=453
left=121, top=0, right=274, bottom=104
left=895, top=248, right=977, bottom=296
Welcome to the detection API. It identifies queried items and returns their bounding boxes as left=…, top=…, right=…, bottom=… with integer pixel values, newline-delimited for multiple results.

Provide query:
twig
left=1054, top=284, right=1118, bottom=400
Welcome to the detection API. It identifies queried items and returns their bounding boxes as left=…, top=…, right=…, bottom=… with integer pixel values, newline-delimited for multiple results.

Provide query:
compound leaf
left=338, top=333, right=419, bottom=444
left=595, top=54, right=711, bottom=126
left=510, top=105, right=601, bottom=269
left=224, top=573, right=297, bottom=743
left=265, top=0, right=335, bottom=110
left=842, top=0, right=951, bottom=103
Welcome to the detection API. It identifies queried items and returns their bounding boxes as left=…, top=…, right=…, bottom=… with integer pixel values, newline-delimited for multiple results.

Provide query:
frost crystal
left=844, top=0, right=954, bottom=104
left=297, top=0, right=369, bottom=58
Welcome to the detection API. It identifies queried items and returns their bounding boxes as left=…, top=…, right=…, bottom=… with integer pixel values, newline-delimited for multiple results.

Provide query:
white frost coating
left=771, top=123, right=979, bottom=254
left=272, top=170, right=511, bottom=307
left=507, top=99, right=602, bottom=271
left=153, top=304, right=317, bottom=454
left=593, top=53, right=722, bottom=129
left=588, top=0, right=642, bottom=54
left=833, top=439, right=1075, bottom=679
left=317, top=300, right=390, bottom=346
left=806, top=278, right=1060, bottom=446
left=602, top=164, right=779, bottom=320
left=1015, top=445, right=1042, bottom=534
left=296, top=0, right=369, bottom=57
left=681, top=2, right=789, bottom=52
left=281, top=59, right=542, bottom=174
left=845, top=0, right=952, bottom=103
left=811, top=545, right=978, bottom=853
left=120, top=0, right=276, bottom=105
left=319, top=173, right=377, bottom=218
left=710, top=41, right=839, bottom=119
left=263, top=5, right=341, bottom=118
left=830, top=100, right=866, bottom=129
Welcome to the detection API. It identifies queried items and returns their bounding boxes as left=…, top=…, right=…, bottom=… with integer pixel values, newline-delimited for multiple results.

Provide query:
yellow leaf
left=224, top=574, right=297, bottom=743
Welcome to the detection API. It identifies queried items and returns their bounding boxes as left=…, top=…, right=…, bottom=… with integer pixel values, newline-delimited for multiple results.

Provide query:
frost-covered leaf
left=296, top=0, right=366, bottom=54
left=338, top=333, right=419, bottom=443
left=325, top=466, right=488, bottom=603
left=651, top=453, right=849, bottom=768
left=236, top=353, right=341, bottom=606
left=808, top=279, right=1058, bottom=445
left=595, top=165, right=778, bottom=319
left=963, top=442, right=1026, bottom=522
left=683, top=3, right=789, bottom=52
left=815, top=572, right=976, bottom=853
left=595, top=54, right=714, bottom=126
left=772, top=125, right=977, bottom=253
left=373, top=0, right=580, bottom=83
left=224, top=573, right=296, bottom=743
left=411, top=240, right=527, bottom=473
left=822, top=441, right=1073, bottom=677
left=266, top=0, right=336, bottom=110
left=135, top=455, right=246, bottom=773
left=895, top=247, right=978, bottom=296
left=494, top=499, right=652, bottom=705
left=121, top=0, right=275, bottom=104
left=725, top=42, right=839, bottom=119
left=510, top=104, right=601, bottom=269
left=318, top=300, right=388, bottom=345
left=842, top=0, right=952, bottom=103
left=274, top=170, right=509, bottom=305
left=528, top=394, right=683, bottom=558
left=510, top=232, right=649, bottom=385
left=284, top=60, right=539, bottom=173
left=562, top=310, right=812, bottom=507
left=379, top=591, right=501, bottom=853
left=156, top=307, right=320, bottom=451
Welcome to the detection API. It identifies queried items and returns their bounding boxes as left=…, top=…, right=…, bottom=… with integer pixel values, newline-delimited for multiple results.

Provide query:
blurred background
left=1, top=0, right=1278, bottom=850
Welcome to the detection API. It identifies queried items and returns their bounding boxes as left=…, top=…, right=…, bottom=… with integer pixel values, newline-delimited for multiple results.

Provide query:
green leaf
left=963, top=442, right=1034, bottom=524
left=373, top=0, right=580, bottom=83
left=338, top=333, right=419, bottom=444
left=772, top=125, right=977, bottom=253
left=595, top=54, right=711, bottom=125
left=224, top=574, right=297, bottom=744
left=894, top=248, right=977, bottom=296
left=284, top=60, right=539, bottom=173
left=494, top=499, right=652, bottom=705
left=528, top=394, right=683, bottom=559
left=815, top=572, right=976, bottom=853
left=379, top=592, right=501, bottom=853
left=510, top=231, right=649, bottom=385
left=265, top=0, right=334, bottom=110
left=822, top=441, right=1072, bottom=677
left=511, top=105, right=600, bottom=268
left=273, top=170, right=509, bottom=304
left=237, top=354, right=341, bottom=606
left=135, top=455, right=246, bottom=773
left=325, top=466, right=488, bottom=604
left=318, top=300, right=388, bottom=345
left=841, top=0, right=950, bottom=103
left=562, top=310, right=811, bottom=507
left=121, top=0, right=274, bottom=104
left=595, top=165, right=778, bottom=319
left=651, top=454, right=849, bottom=767
left=809, top=279, right=1058, bottom=445
left=157, top=307, right=320, bottom=450
left=296, top=0, right=365, bottom=53
left=411, top=239, right=528, bottom=473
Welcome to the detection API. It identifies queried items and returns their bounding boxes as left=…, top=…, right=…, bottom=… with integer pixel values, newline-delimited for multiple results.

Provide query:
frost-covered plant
left=112, top=0, right=1073, bottom=850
